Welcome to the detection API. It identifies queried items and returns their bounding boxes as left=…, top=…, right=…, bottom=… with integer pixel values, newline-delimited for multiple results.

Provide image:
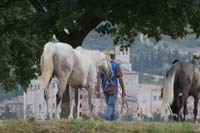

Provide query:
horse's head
left=191, top=58, right=200, bottom=65
left=99, top=52, right=113, bottom=81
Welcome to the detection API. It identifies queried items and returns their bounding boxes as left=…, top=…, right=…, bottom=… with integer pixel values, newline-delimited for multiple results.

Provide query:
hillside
left=83, top=31, right=199, bottom=77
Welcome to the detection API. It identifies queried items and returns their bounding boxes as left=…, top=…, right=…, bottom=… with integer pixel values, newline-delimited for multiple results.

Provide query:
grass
left=0, top=119, right=199, bottom=133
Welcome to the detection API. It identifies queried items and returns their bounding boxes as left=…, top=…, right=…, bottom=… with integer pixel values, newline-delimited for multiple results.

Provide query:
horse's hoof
left=45, top=114, right=50, bottom=120
left=68, top=116, right=73, bottom=119
left=45, top=117, right=50, bottom=120
left=54, top=116, right=59, bottom=120
left=55, top=116, right=60, bottom=120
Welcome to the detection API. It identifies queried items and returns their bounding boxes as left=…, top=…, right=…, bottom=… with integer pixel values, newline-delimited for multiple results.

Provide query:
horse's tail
left=40, top=42, right=54, bottom=90
left=161, top=64, right=177, bottom=113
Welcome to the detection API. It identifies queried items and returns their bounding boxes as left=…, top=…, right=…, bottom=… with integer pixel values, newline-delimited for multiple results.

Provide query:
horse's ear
left=103, top=50, right=107, bottom=55
left=101, top=50, right=108, bottom=57
left=106, top=54, right=111, bottom=61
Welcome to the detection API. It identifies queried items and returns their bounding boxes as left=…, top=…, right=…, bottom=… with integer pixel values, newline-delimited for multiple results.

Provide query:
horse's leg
left=44, top=89, right=50, bottom=119
left=41, top=73, right=52, bottom=120
left=180, top=92, right=189, bottom=121
left=179, top=109, right=183, bottom=121
left=193, top=96, right=199, bottom=124
left=183, top=100, right=188, bottom=121
left=55, top=80, right=67, bottom=119
left=43, top=77, right=53, bottom=120
left=55, top=73, right=70, bottom=119
left=87, top=85, right=94, bottom=118
left=68, top=86, right=75, bottom=119
left=176, top=108, right=182, bottom=122
left=55, top=91, right=60, bottom=119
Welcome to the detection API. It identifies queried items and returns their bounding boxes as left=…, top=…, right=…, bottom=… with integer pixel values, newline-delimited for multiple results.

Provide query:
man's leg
left=110, top=90, right=118, bottom=120
left=102, top=90, right=118, bottom=120
left=101, top=92, right=109, bottom=120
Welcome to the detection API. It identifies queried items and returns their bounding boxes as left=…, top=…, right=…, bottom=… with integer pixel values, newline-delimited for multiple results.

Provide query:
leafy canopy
left=1, top=0, right=200, bottom=91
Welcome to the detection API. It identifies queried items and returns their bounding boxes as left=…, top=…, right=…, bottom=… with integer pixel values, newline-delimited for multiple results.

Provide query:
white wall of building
left=24, top=78, right=60, bottom=120
left=0, top=96, right=24, bottom=119
left=137, top=84, right=170, bottom=118
left=115, top=46, right=139, bottom=98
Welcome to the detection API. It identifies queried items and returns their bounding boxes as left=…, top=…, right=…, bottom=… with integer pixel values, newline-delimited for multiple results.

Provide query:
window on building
left=39, top=104, right=42, bottom=110
left=154, top=96, right=157, bottom=101
left=52, top=113, right=55, bottom=118
left=159, top=96, right=161, bottom=100
left=52, top=103, right=55, bottom=109
left=34, top=85, right=37, bottom=90
left=143, top=99, right=146, bottom=103
left=165, top=109, right=168, bottom=114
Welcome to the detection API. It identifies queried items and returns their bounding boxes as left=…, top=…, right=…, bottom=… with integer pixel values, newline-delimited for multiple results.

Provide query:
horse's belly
left=68, top=75, right=86, bottom=88
left=67, top=80, right=84, bottom=88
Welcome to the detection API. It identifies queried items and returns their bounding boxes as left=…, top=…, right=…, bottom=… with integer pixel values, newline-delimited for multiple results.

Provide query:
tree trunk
left=59, top=15, right=102, bottom=118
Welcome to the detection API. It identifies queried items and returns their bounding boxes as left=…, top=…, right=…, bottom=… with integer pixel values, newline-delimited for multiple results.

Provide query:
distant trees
left=132, top=44, right=190, bottom=76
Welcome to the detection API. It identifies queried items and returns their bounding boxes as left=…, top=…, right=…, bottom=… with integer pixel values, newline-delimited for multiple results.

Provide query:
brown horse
left=162, top=59, right=200, bottom=123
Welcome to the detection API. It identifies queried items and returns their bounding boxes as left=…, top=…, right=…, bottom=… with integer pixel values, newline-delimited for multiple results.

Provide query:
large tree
left=1, top=0, right=200, bottom=118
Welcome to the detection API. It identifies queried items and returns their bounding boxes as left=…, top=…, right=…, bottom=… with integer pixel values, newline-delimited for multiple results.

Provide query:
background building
left=24, top=78, right=60, bottom=119
left=0, top=96, right=24, bottom=119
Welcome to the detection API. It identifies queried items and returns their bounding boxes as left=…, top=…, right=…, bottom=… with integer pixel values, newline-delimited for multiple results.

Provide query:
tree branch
left=29, top=0, right=46, bottom=13
left=55, top=15, right=102, bottom=48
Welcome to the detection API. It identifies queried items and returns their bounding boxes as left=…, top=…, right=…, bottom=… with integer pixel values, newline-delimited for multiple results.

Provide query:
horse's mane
left=76, top=46, right=100, bottom=53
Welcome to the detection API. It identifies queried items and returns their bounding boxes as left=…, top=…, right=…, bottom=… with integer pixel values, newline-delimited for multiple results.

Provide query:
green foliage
left=1, top=0, right=200, bottom=92
left=0, top=87, right=23, bottom=101
left=27, top=116, right=35, bottom=122
left=0, top=1, right=46, bottom=91
left=120, top=113, right=135, bottom=121
left=81, top=113, right=91, bottom=121
left=142, top=113, right=162, bottom=122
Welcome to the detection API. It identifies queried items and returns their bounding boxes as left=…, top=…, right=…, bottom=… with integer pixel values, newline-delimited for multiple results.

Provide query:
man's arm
left=117, top=66, right=126, bottom=97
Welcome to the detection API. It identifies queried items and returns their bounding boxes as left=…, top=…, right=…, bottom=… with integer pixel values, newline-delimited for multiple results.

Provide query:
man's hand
left=122, top=90, right=126, bottom=97
left=96, top=91, right=100, bottom=98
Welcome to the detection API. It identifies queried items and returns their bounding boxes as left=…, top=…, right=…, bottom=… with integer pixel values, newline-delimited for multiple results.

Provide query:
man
left=96, top=49, right=126, bottom=121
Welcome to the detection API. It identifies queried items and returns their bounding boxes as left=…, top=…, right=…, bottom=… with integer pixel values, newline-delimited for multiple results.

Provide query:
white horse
left=40, top=42, right=113, bottom=119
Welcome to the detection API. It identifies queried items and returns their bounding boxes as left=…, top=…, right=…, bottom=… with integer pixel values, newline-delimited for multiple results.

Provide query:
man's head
left=107, top=49, right=115, bottom=61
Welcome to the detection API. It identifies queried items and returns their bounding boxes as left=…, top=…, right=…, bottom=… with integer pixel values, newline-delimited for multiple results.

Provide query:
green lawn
left=0, top=119, right=199, bottom=133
